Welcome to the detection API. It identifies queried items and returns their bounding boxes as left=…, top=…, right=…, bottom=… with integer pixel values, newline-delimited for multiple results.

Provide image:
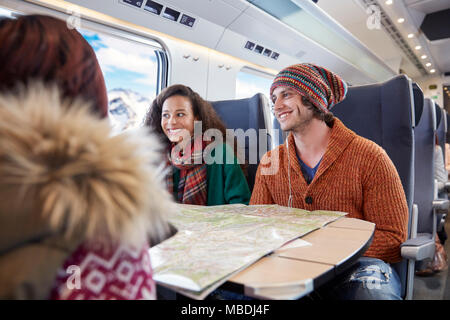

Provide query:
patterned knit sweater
left=250, top=118, right=408, bottom=263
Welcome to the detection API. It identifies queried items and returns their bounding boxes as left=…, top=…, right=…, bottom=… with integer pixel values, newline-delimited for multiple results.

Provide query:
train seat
left=332, top=75, right=417, bottom=299
left=435, top=104, right=448, bottom=192
left=447, top=113, right=450, bottom=144
left=210, top=93, right=272, bottom=191
left=433, top=103, right=449, bottom=242
left=435, top=104, right=446, bottom=154
left=410, top=98, right=438, bottom=256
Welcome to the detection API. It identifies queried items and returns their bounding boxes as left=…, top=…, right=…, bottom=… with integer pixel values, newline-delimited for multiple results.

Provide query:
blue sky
left=81, top=29, right=158, bottom=100
left=103, top=67, right=157, bottom=98
left=82, top=33, right=107, bottom=51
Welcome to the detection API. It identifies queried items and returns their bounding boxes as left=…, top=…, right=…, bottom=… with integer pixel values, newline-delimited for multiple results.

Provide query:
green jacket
left=172, top=143, right=251, bottom=205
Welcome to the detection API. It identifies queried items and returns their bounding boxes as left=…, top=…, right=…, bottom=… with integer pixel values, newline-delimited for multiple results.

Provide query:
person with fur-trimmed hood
left=0, top=14, right=174, bottom=299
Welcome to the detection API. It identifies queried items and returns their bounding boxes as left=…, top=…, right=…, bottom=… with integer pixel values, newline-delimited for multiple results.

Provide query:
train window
left=80, top=29, right=164, bottom=134
left=236, top=67, right=275, bottom=130
left=236, top=67, right=273, bottom=100
left=0, top=6, right=166, bottom=134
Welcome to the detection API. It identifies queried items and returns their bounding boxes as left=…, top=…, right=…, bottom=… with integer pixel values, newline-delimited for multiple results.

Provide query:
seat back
left=432, top=103, right=449, bottom=242
left=434, top=104, right=447, bottom=199
left=435, top=104, right=446, bottom=159
left=332, top=75, right=417, bottom=299
left=210, top=94, right=271, bottom=191
left=412, top=83, right=424, bottom=127
left=447, top=113, right=450, bottom=144
left=332, top=75, right=415, bottom=218
left=415, top=98, right=436, bottom=236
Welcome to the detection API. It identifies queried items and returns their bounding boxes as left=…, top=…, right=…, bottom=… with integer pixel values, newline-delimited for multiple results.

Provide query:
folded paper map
left=149, top=204, right=346, bottom=299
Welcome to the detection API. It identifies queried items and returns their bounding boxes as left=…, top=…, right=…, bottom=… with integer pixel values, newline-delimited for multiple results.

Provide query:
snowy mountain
left=108, top=88, right=153, bottom=134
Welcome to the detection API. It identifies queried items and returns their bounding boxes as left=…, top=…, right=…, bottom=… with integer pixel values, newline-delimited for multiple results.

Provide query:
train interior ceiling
left=1, top=0, right=450, bottom=299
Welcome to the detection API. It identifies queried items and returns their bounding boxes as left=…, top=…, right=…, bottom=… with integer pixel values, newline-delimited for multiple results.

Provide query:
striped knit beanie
left=270, top=63, right=348, bottom=113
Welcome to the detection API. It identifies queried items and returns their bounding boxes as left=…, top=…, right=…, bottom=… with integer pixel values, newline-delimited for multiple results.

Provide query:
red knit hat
left=270, top=63, right=348, bottom=113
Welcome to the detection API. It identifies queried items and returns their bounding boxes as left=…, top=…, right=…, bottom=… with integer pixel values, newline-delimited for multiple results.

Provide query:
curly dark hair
left=145, top=84, right=248, bottom=177
left=145, top=84, right=228, bottom=148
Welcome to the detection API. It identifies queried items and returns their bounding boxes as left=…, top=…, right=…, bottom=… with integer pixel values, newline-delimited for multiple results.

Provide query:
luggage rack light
left=244, top=40, right=279, bottom=60
left=120, top=0, right=196, bottom=28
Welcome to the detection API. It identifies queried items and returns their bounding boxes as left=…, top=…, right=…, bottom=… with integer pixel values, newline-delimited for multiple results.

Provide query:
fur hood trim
left=0, top=83, right=174, bottom=247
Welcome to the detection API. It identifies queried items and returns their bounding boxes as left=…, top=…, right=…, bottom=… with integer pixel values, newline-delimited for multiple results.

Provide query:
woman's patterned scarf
left=165, top=136, right=207, bottom=205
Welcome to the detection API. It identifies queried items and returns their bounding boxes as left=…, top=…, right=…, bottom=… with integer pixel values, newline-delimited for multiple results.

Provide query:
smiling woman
left=146, top=84, right=251, bottom=206
left=161, top=95, right=197, bottom=144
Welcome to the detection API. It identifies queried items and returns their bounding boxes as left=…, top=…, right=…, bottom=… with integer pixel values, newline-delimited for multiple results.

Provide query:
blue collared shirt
left=296, top=154, right=322, bottom=185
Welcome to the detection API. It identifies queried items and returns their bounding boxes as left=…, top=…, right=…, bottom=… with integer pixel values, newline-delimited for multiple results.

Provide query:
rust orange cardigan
left=250, top=118, right=408, bottom=263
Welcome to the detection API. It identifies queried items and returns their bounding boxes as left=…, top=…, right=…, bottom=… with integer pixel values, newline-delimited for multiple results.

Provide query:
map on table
left=149, top=204, right=346, bottom=299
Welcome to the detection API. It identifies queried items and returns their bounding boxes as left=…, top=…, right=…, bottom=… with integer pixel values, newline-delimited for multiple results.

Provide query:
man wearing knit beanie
left=250, top=63, right=408, bottom=300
